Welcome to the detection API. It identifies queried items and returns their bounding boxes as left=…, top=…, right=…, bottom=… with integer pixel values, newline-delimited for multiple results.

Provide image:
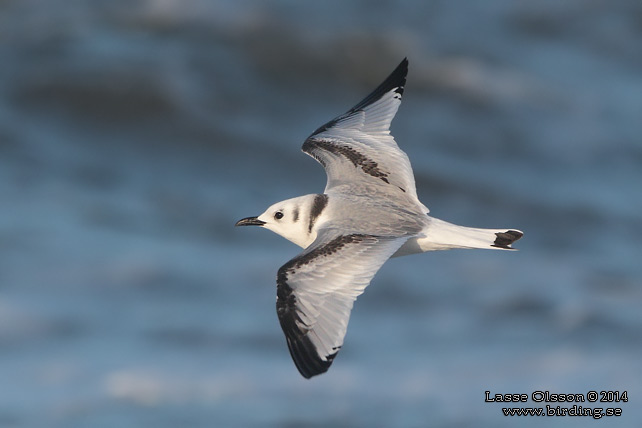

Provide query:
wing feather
left=302, top=58, right=428, bottom=212
left=276, top=232, right=406, bottom=378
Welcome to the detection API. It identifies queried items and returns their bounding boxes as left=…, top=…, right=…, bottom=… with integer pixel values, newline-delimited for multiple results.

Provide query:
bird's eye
left=274, top=211, right=284, bottom=220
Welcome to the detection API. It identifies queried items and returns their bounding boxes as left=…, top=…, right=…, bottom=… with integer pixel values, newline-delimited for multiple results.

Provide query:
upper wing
left=302, top=58, right=428, bottom=212
left=276, top=231, right=407, bottom=378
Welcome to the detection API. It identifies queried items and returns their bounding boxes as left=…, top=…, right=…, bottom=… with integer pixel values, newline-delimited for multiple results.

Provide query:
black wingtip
left=394, top=57, right=409, bottom=97
left=276, top=269, right=335, bottom=379
left=309, top=58, right=409, bottom=137
left=286, top=336, right=336, bottom=379
left=349, top=57, right=408, bottom=112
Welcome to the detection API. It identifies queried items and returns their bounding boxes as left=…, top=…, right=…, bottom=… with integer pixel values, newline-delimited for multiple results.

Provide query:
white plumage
left=236, top=58, right=523, bottom=378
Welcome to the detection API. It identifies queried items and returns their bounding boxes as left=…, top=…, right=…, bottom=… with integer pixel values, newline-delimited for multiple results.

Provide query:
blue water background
left=1, top=1, right=641, bottom=426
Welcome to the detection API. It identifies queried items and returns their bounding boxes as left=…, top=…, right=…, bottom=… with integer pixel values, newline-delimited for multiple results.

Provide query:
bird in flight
left=236, top=58, right=523, bottom=378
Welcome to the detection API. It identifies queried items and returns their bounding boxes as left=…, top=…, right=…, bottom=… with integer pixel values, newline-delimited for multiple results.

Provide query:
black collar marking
left=308, top=194, right=328, bottom=233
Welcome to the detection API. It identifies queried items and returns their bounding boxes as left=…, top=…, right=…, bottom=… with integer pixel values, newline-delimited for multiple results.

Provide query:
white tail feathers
left=393, top=217, right=523, bottom=257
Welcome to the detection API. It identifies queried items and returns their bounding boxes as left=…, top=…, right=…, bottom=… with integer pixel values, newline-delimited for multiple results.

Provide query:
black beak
left=235, top=216, right=266, bottom=227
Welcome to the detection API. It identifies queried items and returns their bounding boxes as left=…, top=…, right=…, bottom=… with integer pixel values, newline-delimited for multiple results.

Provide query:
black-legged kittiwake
left=236, top=58, right=523, bottom=379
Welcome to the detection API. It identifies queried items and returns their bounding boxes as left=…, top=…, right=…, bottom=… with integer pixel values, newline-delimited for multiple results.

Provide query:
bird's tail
left=409, top=217, right=523, bottom=253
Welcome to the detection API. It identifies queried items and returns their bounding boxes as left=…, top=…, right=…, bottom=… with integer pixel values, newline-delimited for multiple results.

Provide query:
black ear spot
left=274, top=211, right=284, bottom=220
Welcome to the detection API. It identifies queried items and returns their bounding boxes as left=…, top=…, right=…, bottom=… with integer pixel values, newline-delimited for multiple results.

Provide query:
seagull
left=235, top=58, right=523, bottom=379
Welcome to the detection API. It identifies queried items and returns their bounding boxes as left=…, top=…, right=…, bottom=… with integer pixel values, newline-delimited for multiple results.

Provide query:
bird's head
left=235, top=194, right=322, bottom=248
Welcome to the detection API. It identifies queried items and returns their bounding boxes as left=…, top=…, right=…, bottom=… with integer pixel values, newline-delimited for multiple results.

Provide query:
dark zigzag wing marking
left=308, top=58, right=408, bottom=137
left=302, top=139, right=391, bottom=185
left=276, top=234, right=374, bottom=379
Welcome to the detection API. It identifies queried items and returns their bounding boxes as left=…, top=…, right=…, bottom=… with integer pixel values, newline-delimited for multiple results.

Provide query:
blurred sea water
left=1, top=0, right=641, bottom=427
